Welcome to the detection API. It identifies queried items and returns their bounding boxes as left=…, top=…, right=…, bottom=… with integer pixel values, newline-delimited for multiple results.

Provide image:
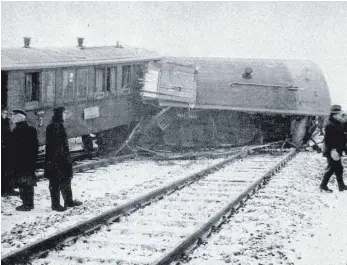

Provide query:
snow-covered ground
left=30, top=153, right=287, bottom=264
left=2, top=152, right=347, bottom=265
left=186, top=152, right=347, bottom=265
left=1, top=157, right=224, bottom=255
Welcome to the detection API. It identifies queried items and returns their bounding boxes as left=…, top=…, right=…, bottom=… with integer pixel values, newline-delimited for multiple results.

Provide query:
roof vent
left=242, top=67, right=253, bottom=79
left=23, top=37, right=31, bottom=48
left=116, top=41, right=123, bottom=48
left=77, top=37, right=84, bottom=48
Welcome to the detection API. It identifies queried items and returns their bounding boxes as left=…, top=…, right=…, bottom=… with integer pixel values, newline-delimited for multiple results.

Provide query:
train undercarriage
left=90, top=105, right=319, bottom=156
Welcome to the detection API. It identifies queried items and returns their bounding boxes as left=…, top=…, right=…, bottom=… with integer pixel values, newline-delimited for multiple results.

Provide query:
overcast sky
left=2, top=1, right=347, bottom=109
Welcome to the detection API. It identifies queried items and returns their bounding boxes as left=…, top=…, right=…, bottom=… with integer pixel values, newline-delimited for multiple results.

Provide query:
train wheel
left=95, top=131, right=107, bottom=153
left=291, top=116, right=308, bottom=147
left=95, top=126, right=132, bottom=154
left=82, top=134, right=94, bottom=153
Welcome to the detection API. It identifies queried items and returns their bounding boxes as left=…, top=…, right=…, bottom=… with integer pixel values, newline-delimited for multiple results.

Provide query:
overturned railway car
left=137, top=57, right=331, bottom=149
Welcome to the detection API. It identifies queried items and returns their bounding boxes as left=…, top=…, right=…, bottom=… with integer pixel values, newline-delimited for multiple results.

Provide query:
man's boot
left=61, top=182, right=82, bottom=208
left=320, top=169, right=333, bottom=192
left=337, top=182, right=347, bottom=192
left=16, top=186, right=34, bottom=211
left=26, top=186, right=34, bottom=209
left=320, top=185, right=333, bottom=193
left=49, top=182, right=65, bottom=212
left=336, top=174, right=347, bottom=192
left=16, top=205, right=32, bottom=211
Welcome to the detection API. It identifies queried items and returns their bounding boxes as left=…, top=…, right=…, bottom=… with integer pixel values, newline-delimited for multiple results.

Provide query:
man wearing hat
left=320, top=104, right=347, bottom=192
left=44, top=106, right=82, bottom=212
left=10, top=109, right=39, bottom=211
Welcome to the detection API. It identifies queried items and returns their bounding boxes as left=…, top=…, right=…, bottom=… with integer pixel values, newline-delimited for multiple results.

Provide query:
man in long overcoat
left=11, top=109, right=38, bottom=211
left=44, top=107, right=82, bottom=212
left=320, top=105, right=347, bottom=192
left=2, top=106, right=12, bottom=196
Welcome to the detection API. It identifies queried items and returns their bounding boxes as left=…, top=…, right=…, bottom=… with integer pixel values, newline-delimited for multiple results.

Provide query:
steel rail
left=72, top=153, right=135, bottom=173
left=152, top=148, right=297, bottom=265
left=36, top=149, right=88, bottom=166
left=35, top=154, right=135, bottom=180
left=151, top=141, right=283, bottom=161
left=1, top=143, right=278, bottom=265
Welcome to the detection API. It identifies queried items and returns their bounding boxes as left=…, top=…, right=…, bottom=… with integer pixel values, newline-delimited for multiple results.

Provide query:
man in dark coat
left=44, top=106, right=82, bottom=212
left=320, top=105, right=347, bottom=192
left=2, top=106, right=19, bottom=197
left=11, top=109, right=38, bottom=211
left=2, top=106, right=11, bottom=196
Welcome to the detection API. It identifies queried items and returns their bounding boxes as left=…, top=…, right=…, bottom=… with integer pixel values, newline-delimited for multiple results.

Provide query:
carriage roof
left=1, top=46, right=161, bottom=70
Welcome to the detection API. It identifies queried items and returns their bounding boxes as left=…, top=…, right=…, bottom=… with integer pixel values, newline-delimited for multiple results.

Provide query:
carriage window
left=77, top=68, right=88, bottom=98
left=63, top=70, right=75, bottom=99
left=108, top=67, right=117, bottom=92
left=95, top=68, right=105, bottom=92
left=95, top=67, right=117, bottom=96
left=122, top=65, right=132, bottom=92
left=25, top=72, right=41, bottom=102
left=133, top=65, right=144, bottom=80
left=106, top=68, right=111, bottom=92
left=42, top=71, right=55, bottom=104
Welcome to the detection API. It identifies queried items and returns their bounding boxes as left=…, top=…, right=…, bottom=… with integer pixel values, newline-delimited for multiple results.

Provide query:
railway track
left=36, top=149, right=97, bottom=169
left=35, top=151, right=135, bottom=180
left=35, top=143, right=268, bottom=175
left=177, top=151, right=330, bottom=265
left=1, top=142, right=296, bottom=265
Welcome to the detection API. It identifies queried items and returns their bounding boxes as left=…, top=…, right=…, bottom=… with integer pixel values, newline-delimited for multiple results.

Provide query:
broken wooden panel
left=141, top=61, right=197, bottom=105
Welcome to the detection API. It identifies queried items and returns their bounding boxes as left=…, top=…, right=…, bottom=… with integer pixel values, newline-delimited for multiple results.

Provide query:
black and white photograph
left=1, top=1, right=347, bottom=264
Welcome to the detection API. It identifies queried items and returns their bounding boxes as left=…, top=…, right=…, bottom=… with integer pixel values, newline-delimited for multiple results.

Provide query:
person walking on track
left=44, top=106, right=82, bottom=212
left=11, top=109, right=38, bottom=211
left=320, top=105, right=347, bottom=192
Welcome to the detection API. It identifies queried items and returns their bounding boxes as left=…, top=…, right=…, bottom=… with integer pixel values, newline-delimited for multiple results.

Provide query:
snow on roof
left=1, top=46, right=162, bottom=70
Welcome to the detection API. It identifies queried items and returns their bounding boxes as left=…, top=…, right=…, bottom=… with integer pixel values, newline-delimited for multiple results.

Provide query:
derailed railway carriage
left=138, top=57, right=331, bottom=149
left=1, top=39, right=331, bottom=152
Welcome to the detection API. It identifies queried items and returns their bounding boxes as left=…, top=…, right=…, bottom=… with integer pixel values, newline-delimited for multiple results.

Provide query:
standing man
left=11, top=109, right=38, bottom=211
left=320, top=105, right=347, bottom=192
left=2, top=106, right=20, bottom=196
left=1, top=106, right=13, bottom=196
left=44, top=107, right=82, bottom=212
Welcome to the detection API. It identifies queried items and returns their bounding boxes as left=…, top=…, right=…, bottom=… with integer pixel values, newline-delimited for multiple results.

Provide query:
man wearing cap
left=10, top=109, right=39, bottom=211
left=320, top=105, right=347, bottom=192
left=44, top=106, right=82, bottom=212
left=2, top=106, right=13, bottom=196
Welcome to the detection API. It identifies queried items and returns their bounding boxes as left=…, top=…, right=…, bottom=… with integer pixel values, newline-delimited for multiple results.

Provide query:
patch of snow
left=1, top=157, right=224, bottom=255
left=30, top=153, right=287, bottom=264
left=187, top=152, right=347, bottom=265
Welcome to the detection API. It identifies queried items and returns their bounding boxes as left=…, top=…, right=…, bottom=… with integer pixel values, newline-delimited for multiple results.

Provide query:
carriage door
left=1, top=71, right=8, bottom=108
left=158, top=62, right=197, bottom=106
left=141, top=61, right=197, bottom=106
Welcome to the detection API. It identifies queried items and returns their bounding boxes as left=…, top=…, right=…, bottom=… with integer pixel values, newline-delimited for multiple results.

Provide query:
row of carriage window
left=24, top=64, right=144, bottom=104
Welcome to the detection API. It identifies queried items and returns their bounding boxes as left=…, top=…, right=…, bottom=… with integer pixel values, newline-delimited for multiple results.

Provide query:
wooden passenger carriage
left=1, top=38, right=161, bottom=146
